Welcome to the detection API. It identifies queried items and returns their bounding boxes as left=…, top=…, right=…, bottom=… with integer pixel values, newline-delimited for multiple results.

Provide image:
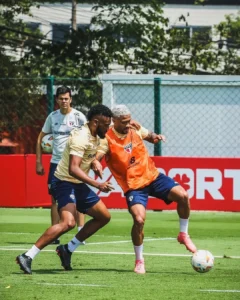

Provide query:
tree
left=1, top=1, right=240, bottom=78
left=0, top=0, right=51, bottom=153
left=215, top=13, right=240, bottom=74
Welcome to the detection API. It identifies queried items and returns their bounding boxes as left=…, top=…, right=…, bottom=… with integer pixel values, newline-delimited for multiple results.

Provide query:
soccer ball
left=41, top=134, right=53, bottom=153
left=191, top=250, right=214, bottom=273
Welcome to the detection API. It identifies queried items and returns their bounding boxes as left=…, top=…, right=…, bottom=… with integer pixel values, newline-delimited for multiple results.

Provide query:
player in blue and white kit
left=36, top=86, right=87, bottom=244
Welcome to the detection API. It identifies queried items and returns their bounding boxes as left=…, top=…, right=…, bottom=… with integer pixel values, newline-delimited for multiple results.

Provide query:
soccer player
left=36, top=86, right=86, bottom=244
left=16, top=104, right=114, bottom=274
left=93, top=104, right=197, bottom=274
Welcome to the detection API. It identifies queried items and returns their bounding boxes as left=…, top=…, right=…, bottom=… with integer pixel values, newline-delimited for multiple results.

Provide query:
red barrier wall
left=25, top=154, right=52, bottom=207
left=0, top=155, right=240, bottom=211
left=0, top=155, right=26, bottom=207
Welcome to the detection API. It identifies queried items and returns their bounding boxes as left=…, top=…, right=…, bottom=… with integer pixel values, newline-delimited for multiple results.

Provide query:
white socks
left=25, top=245, right=41, bottom=259
left=67, top=237, right=81, bottom=252
left=179, top=218, right=189, bottom=233
left=134, top=244, right=144, bottom=260
left=78, top=226, right=83, bottom=232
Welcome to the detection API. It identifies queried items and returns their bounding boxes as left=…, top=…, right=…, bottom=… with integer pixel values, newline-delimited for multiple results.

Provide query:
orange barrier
left=0, top=155, right=239, bottom=211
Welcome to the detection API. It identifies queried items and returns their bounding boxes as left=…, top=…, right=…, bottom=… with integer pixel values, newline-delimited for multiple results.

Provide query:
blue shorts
left=47, top=163, right=58, bottom=195
left=125, top=173, right=179, bottom=209
left=51, top=175, right=100, bottom=213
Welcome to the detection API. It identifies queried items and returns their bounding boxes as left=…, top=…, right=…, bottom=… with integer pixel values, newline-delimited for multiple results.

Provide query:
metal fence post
left=47, top=75, right=54, bottom=114
left=154, top=78, right=161, bottom=156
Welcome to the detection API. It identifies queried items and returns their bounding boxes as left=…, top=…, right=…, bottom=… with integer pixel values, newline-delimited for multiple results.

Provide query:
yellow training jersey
left=54, top=123, right=99, bottom=183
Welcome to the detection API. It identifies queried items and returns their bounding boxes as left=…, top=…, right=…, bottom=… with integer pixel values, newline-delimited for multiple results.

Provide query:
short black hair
left=56, top=86, right=72, bottom=97
left=87, top=104, right=113, bottom=121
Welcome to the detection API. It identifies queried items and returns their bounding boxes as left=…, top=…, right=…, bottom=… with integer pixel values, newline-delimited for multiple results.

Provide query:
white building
left=19, top=1, right=239, bottom=46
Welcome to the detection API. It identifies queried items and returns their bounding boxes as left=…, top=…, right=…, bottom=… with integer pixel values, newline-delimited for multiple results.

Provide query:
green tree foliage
left=1, top=1, right=239, bottom=152
left=215, top=13, right=240, bottom=74
left=0, top=1, right=47, bottom=146
left=1, top=1, right=240, bottom=86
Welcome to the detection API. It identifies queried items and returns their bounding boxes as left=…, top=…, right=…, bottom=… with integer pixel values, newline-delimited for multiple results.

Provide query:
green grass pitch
left=0, top=208, right=240, bottom=300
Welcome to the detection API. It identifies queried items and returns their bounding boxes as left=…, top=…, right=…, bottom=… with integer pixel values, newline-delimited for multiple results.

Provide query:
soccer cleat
left=177, top=232, right=197, bottom=253
left=51, top=239, right=60, bottom=245
left=134, top=259, right=146, bottom=274
left=56, top=245, right=72, bottom=271
left=16, top=253, right=32, bottom=275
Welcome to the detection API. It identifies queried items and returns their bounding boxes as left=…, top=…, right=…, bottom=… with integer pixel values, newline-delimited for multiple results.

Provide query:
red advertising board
left=0, top=155, right=239, bottom=211
left=0, top=155, right=26, bottom=207
left=25, top=154, right=52, bottom=207
left=93, top=157, right=240, bottom=212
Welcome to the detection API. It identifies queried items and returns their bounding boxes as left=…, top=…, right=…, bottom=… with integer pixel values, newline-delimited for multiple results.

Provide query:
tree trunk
left=72, top=0, right=77, bottom=31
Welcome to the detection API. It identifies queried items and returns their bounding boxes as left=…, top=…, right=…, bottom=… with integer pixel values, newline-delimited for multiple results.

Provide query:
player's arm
left=36, top=131, right=49, bottom=175
left=69, top=155, right=113, bottom=193
left=91, top=152, right=106, bottom=179
left=129, top=119, right=141, bottom=130
left=143, top=131, right=166, bottom=144
left=91, top=137, right=109, bottom=179
left=139, top=125, right=166, bottom=144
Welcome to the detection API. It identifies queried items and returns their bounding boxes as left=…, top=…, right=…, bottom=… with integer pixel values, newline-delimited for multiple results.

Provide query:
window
left=226, top=37, right=240, bottom=49
left=171, top=26, right=211, bottom=46
left=170, top=26, right=190, bottom=47
left=26, top=22, right=40, bottom=32
left=191, top=26, right=211, bottom=45
left=51, top=24, right=90, bottom=44
left=52, top=24, right=70, bottom=44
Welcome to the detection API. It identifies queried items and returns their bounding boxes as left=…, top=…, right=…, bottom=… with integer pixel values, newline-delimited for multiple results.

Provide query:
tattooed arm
left=144, top=131, right=166, bottom=144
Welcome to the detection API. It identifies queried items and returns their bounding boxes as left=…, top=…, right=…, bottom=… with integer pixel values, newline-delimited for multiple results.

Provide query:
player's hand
left=36, top=162, right=45, bottom=176
left=91, top=159, right=103, bottom=179
left=153, top=134, right=166, bottom=144
left=98, top=181, right=114, bottom=193
left=129, top=119, right=141, bottom=130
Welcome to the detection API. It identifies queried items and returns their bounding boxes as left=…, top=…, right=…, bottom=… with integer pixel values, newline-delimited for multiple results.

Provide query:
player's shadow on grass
left=14, top=268, right=193, bottom=275
left=8, top=242, right=39, bottom=245
left=70, top=268, right=193, bottom=275
left=13, top=269, right=65, bottom=275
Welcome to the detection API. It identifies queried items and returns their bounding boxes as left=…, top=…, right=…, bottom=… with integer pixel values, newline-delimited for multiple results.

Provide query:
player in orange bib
left=94, top=104, right=197, bottom=274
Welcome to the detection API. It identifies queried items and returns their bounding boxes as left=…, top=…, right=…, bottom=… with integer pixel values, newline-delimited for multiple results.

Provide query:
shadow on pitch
left=8, top=242, right=40, bottom=245
left=14, top=268, right=193, bottom=275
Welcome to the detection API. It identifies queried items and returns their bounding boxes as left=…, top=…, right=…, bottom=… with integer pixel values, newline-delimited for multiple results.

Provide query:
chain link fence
left=0, top=76, right=239, bottom=157
left=102, top=76, right=240, bottom=157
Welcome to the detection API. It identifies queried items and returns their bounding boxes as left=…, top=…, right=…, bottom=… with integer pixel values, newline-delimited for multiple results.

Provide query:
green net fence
left=0, top=76, right=239, bottom=157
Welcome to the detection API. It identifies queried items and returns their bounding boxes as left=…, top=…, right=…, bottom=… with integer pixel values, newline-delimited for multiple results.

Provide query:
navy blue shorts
left=47, top=163, right=58, bottom=195
left=125, top=173, right=179, bottom=209
left=51, top=175, right=100, bottom=213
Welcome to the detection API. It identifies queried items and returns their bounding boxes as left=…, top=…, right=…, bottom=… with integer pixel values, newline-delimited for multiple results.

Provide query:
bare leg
left=167, top=185, right=190, bottom=219
left=129, top=204, right=146, bottom=274
left=129, top=204, right=146, bottom=246
left=35, top=203, right=77, bottom=249
left=75, top=200, right=111, bottom=242
left=76, top=212, right=85, bottom=228
left=51, top=196, right=60, bottom=225
left=168, top=185, right=197, bottom=253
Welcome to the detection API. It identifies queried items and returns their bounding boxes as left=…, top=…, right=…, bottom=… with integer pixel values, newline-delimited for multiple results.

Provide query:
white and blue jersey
left=42, top=108, right=87, bottom=164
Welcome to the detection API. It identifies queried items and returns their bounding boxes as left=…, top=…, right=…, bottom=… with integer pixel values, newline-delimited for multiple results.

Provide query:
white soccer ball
left=191, top=250, right=214, bottom=273
left=41, top=134, right=53, bottom=153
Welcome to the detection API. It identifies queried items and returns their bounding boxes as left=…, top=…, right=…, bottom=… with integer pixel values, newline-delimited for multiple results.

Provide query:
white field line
left=1, top=232, right=172, bottom=239
left=1, top=247, right=240, bottom=259
left=0, top=237, right=175, bottom=247
left=0, top=232, right=126, bottom=237
left=36, top=283, right=109, bottom=287
left=201, top=290, right=240, bottom=293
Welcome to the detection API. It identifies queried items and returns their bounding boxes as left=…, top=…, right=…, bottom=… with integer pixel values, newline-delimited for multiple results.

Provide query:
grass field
left=0, top=208, right=240, bottom=300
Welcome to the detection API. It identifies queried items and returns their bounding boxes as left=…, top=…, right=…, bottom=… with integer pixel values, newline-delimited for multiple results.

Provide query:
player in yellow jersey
left=16, top=105, right=114, bottom=274
left=94, top=104, right=197, bottom=274
left=36, top=86, right=86, bottom=244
